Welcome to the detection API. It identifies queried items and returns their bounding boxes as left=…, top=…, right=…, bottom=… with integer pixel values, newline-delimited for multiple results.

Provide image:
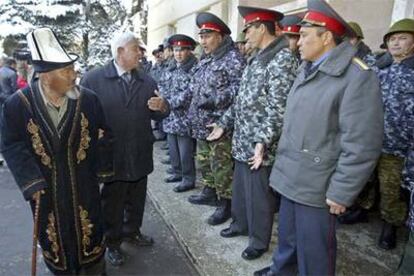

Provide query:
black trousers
left=230, top=161, right=276, bottom=250
left=101, top=177, right=148, bottom=249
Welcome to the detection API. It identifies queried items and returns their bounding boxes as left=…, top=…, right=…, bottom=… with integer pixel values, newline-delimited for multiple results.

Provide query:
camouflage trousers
left=356, top=168, right=378, bottom=210
left=378, top=154, right=407, bottom=225
left=196, top=137, right=233, bottom=199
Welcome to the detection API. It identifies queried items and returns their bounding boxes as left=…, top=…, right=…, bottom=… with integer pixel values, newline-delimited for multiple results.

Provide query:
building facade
left=146, top=0, right=414, bottom=55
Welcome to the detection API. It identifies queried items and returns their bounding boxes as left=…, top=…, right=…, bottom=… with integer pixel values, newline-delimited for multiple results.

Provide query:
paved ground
left=150, top=141, right=408, bottom=276
left=0, top=160, right=198, bottom=276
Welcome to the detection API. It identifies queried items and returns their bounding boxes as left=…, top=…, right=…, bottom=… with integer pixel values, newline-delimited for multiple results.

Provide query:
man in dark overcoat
left=81, top=31, right=169, bottom=266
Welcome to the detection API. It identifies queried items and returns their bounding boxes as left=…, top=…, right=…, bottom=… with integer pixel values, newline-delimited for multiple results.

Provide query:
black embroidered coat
left=0, top=79, right=113, bottom=274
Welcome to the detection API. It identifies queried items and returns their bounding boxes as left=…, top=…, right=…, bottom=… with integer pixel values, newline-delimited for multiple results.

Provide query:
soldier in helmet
left=348, top=21, right=377, bottom=66
left=394, top=20, right=414, bottom=273
left=373, top=18, right=414, bottom=250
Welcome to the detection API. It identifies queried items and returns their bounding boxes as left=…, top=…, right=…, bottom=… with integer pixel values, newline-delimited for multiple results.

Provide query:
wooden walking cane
left=31, top=191, right=41, bottom=276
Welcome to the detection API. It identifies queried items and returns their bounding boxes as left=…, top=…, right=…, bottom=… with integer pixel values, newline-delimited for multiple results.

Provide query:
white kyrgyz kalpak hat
left=26, top=27, right=78, bottom=73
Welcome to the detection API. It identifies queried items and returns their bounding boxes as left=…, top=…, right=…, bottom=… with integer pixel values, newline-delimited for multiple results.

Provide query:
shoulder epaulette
left=352, top=57, right=370, bottom=71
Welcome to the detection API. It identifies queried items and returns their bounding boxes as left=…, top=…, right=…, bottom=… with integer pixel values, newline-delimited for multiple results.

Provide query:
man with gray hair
left=2, top=27, right=113, bottom=275
left=81, top=31, right=169, bottom=266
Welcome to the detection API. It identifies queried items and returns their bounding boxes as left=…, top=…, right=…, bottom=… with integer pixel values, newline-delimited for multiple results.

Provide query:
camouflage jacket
left=355, top=41, right=376, bottom=67
left=374, top=53, right=414, bottom=158
left=187, top=36, right=245, bottom=140
left=163, top=55, right=198, bottom=136
left=149, top=62, right=164, bottom=83
left=389, top=54, right=414, bottom=231
left=156, top=58, right=176, bottom=93
left=218, top=36, right=298, bottom=166
left=141, top=57, right=152, bottom=74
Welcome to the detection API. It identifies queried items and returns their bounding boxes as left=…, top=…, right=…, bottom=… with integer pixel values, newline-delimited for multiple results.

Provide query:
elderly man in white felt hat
left=0, top=27, right=114, bottom=275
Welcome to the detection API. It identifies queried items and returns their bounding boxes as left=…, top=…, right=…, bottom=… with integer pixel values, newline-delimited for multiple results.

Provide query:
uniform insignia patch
left=352, top=57, right=370, bottom=70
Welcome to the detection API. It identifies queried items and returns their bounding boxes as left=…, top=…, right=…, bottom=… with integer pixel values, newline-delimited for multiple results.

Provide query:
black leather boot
left=124, top=231, right=154, bottom=247
left=164, top=175, right=182, bottom=183
left=378, top=221, right=397, bottom=250
left=207, top=199, right=231, bottom=225
left=254, top=266, right=275, bottom=276
left=188, top=186, right=218, bottom=206
left=220, top=221, right=246, bottom=238
left=174, top=183, right=195, bottom=193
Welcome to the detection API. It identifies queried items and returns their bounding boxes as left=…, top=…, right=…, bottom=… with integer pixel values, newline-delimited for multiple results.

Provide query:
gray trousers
left=270, top=195, right=337, bottom=276
left=167, top=133, right=195, bottom=186
left=230, top=161, right=276, bottom=250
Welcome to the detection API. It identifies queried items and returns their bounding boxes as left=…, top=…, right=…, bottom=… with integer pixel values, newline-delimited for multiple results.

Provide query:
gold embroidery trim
left=76, top=113, right=91, bottom=164
left=27, top=119, right=52, bottom=168
left=97, top=171, right=115, bottom=178
left=44, top=212, right=60, bottom=263
left=79, top=206, right=102, bottom=256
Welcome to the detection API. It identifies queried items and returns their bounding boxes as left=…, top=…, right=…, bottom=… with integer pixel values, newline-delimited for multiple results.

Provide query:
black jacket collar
left=199, top=35, right=235, bottom=61
left=212, top=35, right=234, bottom=60
left=402, top=54, right=414, bottom=69
left=250, top=35, right=289, bottom=66
left=355, top=41, right=372, bottom=60
left=376, top=52, right=414, bottom=69
left=178, top=54, right=197, bottom=73
left=104, top=60, right=144, bottom=81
